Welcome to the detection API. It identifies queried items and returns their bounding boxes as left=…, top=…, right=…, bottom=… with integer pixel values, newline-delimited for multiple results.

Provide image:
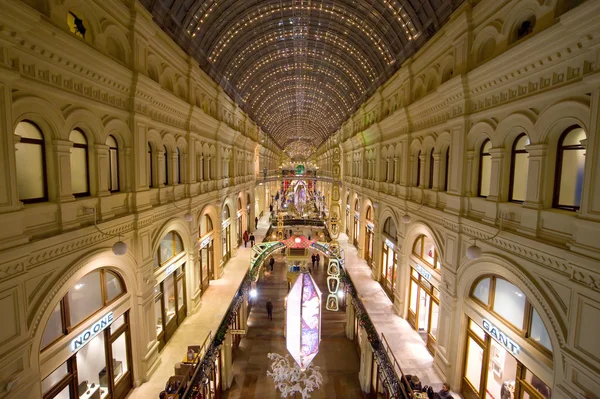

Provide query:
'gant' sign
left=71, top=312, right=114, bottom=352
left=482, top=319, right=521, bottom=355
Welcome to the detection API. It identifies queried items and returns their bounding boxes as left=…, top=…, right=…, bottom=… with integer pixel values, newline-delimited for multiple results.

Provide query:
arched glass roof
left=142, top=0, right=462, bottom=158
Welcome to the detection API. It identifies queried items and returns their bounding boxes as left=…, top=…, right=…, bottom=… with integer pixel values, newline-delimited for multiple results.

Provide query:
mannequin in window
left=501, top=380, right=515, bottom=399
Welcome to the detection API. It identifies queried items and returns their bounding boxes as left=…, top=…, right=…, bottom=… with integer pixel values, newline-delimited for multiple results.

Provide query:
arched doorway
left=222, top=204, right=232, bottom=262
left=154, top=231, right=187, bottom=349
left=380, top=217, right=398, bottom=301
left=246, top=193, right=251, bottom=232
left=237, top=197, right=243, bottom=246
left=408, top=234, right=441, bottom=354
left=198, top=213, right=215, bottom=293
left=462, top=276, right=553, bottom=399
left=353, top=199, right=360, bottom=248
left=364, top=205, right=374, bottom=265
left=40, top=269, right=133, bottom=399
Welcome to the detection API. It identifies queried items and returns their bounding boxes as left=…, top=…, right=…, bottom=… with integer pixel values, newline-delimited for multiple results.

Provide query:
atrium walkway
left=127, top=215, right=271, bottom=399
left=223, top=254, right=365, bottom=399
left=338, top=234, right=452, bottom=394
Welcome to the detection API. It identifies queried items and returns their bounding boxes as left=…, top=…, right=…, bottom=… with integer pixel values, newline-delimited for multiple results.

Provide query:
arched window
left=470, top=276, right=552, bottom=353
left=106, top=135, right=119, bottom=192
left=366, top=206, right=373, bottom=221
left=147, top=143, right=154, bottom=188
left=428, top=151, right=434, bottom=189
left=15, top=121, right=47, bottom=203
left=154, top=231, right=184, bottom=269
left=223, top=204, right=231, bottom=220
left=477, top=37, right=496, bottom=63
left=511, top=16, right=536, bottom=44
left=69, top=129, right=89, bottom=197
left=412, top=234, right=441, bottom=269
left=444, top=147, right=450, bottom=191
left=509, top=134, right=529, bottom=202
left=176, top=147, right=181, bottom=184
left=200, top=214, right=213, bottom=237
left=478, top=139, right=492, bottom=197
left=163, top=146, right=169, bottom=186
left=415, top=151, right=421, bottom=187
left=383, top=217, right=396, bottom=240
left=41, top=269, right=125, bottom=350
left=554, top=126, right=586, bottom=210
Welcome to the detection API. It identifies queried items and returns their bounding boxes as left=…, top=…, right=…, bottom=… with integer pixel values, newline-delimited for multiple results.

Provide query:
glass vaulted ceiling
left=142, top=0, right=462, bottom=159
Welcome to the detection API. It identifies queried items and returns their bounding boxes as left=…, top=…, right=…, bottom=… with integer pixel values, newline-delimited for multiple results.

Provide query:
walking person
left=316, top=253, right=320, bottom=269
left=269, top=256, right=275, bottom=271
left=250, top=233, right=255, bottom=247
left=311, top=254, right=316, bottom=269
left=266, top=298, right=273, bottom=320
left=255, top=216, right=259, bottom=229
left=243, top=230, right=249, bottom=248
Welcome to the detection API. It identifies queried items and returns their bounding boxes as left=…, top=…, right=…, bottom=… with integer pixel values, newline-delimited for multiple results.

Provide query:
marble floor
left=126, top=215, right=271, bottom=399
left=223, top=254, right=366, bottom=399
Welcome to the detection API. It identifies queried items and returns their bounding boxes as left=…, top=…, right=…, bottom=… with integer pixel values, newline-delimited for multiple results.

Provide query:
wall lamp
left=84, top=207, right=127, bottom=255
left=466, top=212, right=511, bottom=260
left=401, top=196, right=425, bottom=224
left=169, top=194, right=193, bottom=222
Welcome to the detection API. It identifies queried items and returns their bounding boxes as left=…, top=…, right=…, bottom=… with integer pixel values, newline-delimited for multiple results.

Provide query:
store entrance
left=408, top=268, right=439, bottom=355
left=155, top=263, right=187, bottom=350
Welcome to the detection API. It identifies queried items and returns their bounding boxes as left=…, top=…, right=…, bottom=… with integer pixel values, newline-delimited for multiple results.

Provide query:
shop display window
left=110, top=315, right=125, bottom=334
left=473, top=277, right=491, bottom=305
left=68, top=271, right=103, bottom=326
left=470, top=276, right=553, bottom=354
left=154, top=294, right=163, bottom=337
left=465, top=337, right=484, bottom=392
left=485, top=340, right=517, bottom=399
left=164, top=277, right=176, bottom=323
left=522, top=369, right=551, bottom=399
left=42, top=303, right=63, bottom=349
left=42, top=362, right=69, bottom=395
left=412, top=234, right=441, bottom=269
left=105, top=271, right=123, bottom=303
left=155, top=231, right=185, bottom=269
left=470, top=320, right=486, bottom=341
left=177, top=278, right=185, bottom=310
left=409, top=281, right=418, bottom=312
left=529, top=309, right=552, bottom=351
left=111, top=333, right=129, bottom=384
left=76, top=333, right=108, bottom=399
left=493, top=279, right=526, bottom=329
left=430, top=302, right=439, bottom=339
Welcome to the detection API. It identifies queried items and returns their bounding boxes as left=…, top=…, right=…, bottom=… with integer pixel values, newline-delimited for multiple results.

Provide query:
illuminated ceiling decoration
left=143, top=0, right=463, bottom=158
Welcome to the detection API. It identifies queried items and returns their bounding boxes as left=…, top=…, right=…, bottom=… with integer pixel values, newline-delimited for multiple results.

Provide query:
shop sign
left=415, top=264, right=432, bottom=282
left=165, top=263, right=178, bottom=277
left=230, top=329, right=246, bottom=335
left=237, top=210, right=243, bottom=217
left=71, top=312, right=114, bottom=352
left=346, top=205, right=350, bottom=211
left=200, top=236, right=211, bottom=249
left=366, top=222, right=374, bottom=232
left=385, top=239, right=395, bottom=249
left=354, top=213, right=359, bottom=220
left=482, top=319, right=521, bottom=355
left=222, top=219, right=230, bottom=228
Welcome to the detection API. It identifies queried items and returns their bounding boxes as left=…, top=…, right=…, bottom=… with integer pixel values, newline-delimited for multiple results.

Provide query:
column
left=486, top=147, right=506, bottom=202
left=418, top=153, right=427, bottom=188
left=0, top=78, right=19, bottom=212
left=358, top=326, right=374, bottom=393
left=432, top=153, right=441, bottom=190
left=221, top=332, right=234, bottom=389
left=95, top=144, right=110, bottom=197
left=52, top=140, right=75, bottom=202
left=464, top=150, right=475, bottom=197
left=393, top=157, right=399, bottom=184
left=157, top=150, right=166, bottom=188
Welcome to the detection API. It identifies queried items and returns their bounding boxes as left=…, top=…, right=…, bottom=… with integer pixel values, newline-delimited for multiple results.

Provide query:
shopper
left=243, top=230, right=249, bottom=247
left=250, top=233, right=255, bottom=247
left=316, top=253, right=320, bottom=269
left=255, top=216, right=259, bottom=228
left=266, top=298, right=273, bottom=320
left=269, top=256, right=275, bottom=271
left=311, top=254, right=316, bottom=269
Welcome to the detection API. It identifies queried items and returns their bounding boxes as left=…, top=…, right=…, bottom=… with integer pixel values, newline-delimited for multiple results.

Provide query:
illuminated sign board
left=482, top=319, right=521, bottom=355
left=415, top=264, right=432, bottom=282
left=385, top=239, right=395, bottom=249
left=71, top=312, right=114, bottom=352
left=165, top=263, right=178, bottom=276
left=200, top=236, right=211, bottom=249
left=366, top=222, right=374, bottom=232
left=222, top=219, right=230, bottom=228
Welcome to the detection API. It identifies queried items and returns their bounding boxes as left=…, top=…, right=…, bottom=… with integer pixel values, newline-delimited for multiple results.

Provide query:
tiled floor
left=223, top=254, right=366, bottom=399
left=126, top=216, right=271, bottom=399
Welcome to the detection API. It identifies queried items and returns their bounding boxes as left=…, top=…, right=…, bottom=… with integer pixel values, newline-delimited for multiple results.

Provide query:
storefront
left=407, top=234, right=441, bottom=354
left=345, top=203, right=351, bottom=235
left=246, top=193, right=252, bottom=232
left=198, top=214, right=215, bottom=294
left=40, top=268, right=133, bottom=399
left=364, top=206, right=374, bottom=266
left=237, top=198, right=243, bottom=246
left=353, top=199, right=360, bottom=248
left=462, top=276, right=553, bottom=399
left=222, top=204, right=232, bottom=262
left=154, top=231, right=187, bottom=350
left=379, top=217, right=398, bottom=300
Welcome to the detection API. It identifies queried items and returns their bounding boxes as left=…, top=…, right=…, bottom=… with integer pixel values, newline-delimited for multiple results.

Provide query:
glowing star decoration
left=286, top=272, right=322, bottom=370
